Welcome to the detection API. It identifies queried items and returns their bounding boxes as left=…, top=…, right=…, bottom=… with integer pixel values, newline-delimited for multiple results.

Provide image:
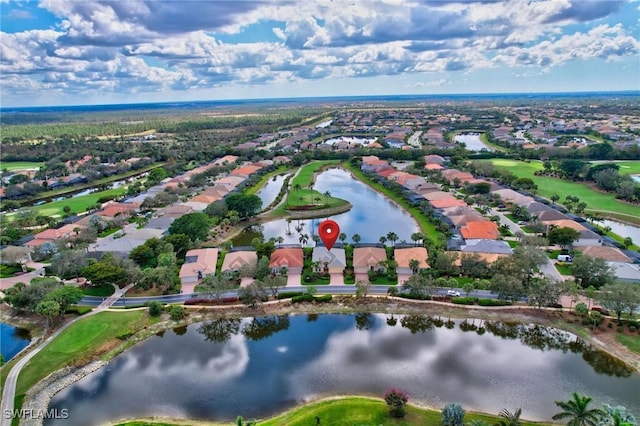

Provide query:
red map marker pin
left=318, top=219, right=340, bottom=250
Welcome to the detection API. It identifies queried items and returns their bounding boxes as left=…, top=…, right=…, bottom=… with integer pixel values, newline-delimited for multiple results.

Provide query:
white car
left=447, top=290, right=461, bottom=297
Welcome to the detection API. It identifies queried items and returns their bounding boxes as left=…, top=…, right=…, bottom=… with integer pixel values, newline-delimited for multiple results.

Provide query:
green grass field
left=601, top=160, right=640, bottom=176
left=260, top=397, right=550, bottom=426
left=275, top=161, right=348, bottom=214
left=616, top=334, right=640, bottom=354
left=33, top=187, right=127, bottom=217
left=485, top=159, right=640, bottom=224
left=0, top=161, right=44, bottom=171
left=14, top=311, right=150, bottom=400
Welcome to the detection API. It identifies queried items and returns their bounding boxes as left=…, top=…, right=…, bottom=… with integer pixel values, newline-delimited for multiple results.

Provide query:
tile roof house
left=353, top=247, right=388, bottom=274
left=424, top=154, right=445, bottom=165
left=461, top=239, right=513, bottom=254
left=88, top=227, right=165, bottom=257
left=460, top=221, right=500, bottom=240
left=179, top=248, right=219, bottom=293
left=269, top=247, right=304, bottom=274
left=158, top=204, right=193, bottom=218
left=608, top=261, right=640, bottom=283
left=543, top=220, right=603, bottom=246
left=429, top=198, right=467, bottom=209
left=579, top=246, right=632, bottom=263
left=312, top=247, right=347, bottom=274
left=491, top=188, right=534, bottom=205
left=214, top=155, right=239, bottom=166
left=440, top=169, right=474, bottom=185
left=97, top=202, right=139, bottom=218
left=221, top=250, right=258, bottom=277
left=452, top=251, right=508, bottom=265
left=395, top=247, right=429, bottom=275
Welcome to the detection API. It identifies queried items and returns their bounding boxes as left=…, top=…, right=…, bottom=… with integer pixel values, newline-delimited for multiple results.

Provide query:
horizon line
left=2, top=89, right=639, bottom=111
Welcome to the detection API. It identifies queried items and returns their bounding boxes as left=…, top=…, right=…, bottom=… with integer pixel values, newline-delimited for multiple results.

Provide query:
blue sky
left=1, top=0, right=638, bottom=107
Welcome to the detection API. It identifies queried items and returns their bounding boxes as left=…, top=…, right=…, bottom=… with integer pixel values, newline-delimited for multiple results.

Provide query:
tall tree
left=168, top=212, right=210, bottom=242
left=598, top=282, right=640, bottom=324
left=552, top=392, right=604, bottom=426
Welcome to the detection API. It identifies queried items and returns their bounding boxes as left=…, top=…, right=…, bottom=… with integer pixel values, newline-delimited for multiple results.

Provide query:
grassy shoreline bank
left=110, top=396, right=554, bottom=426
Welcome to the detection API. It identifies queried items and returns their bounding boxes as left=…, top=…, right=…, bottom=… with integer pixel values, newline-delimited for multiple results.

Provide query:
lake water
left=234, top=168, right=419, bottom=245
left=46, top=314, right=639, bottom=425
left=0, top=322, right=30, bottom=362
left=454, top=133, right=494, bottom=152
left=256, top=174, right=289, bottom=208
left=601, top=219, right=640, bottom=243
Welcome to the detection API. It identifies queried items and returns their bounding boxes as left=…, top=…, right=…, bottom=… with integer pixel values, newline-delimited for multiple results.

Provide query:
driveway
left=286, top=273, right=301, bottom=286
left=329, top=273, right=344, bottom=285
left=397, top=273, right=411, bottom=286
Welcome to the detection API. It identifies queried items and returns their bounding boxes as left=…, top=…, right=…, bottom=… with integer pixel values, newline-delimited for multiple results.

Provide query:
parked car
left=447, top=290, right=461, bottom=297
left=557, top=254, right=573, bottom=262
left=591, top=306, right=610, bottom=316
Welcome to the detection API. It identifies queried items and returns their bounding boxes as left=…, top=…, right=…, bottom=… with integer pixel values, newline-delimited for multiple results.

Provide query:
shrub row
left=451, top=297, right=475, bottom=305
left=277, top=291, right=304, bottom=300
left=291, top=294, right=332, bottom=303
left=398, top=293, right=431, bottom=301
left=478, top=298, right=512, bottom=306
left=65, top=306, right=92, bottom=315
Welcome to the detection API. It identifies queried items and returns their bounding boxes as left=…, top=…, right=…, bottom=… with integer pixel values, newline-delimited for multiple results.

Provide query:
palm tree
left=623, top=237, right=633, bottom=249
left=323, top=190, right=331, bottom=205
left=293, top=183, right=302, bottom=192
left=386, top=231, right=399, bottom=247
left=299, top=233, right=309, bottom=246
left=552, top=392, right=604, bottom=426
left=411, top=232, right=423, bottom=246
left=498, top=408, right=522, bottom=426
left=379, top=236, right=387, bottom=246
left=352, top=234, right=361, bottom=245
left=409, top=258, right=420, bottom=274
left=339, top=233, right=347, bottom=244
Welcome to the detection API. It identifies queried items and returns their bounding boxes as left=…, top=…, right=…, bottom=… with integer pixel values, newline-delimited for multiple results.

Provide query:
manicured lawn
left=82, top=284, right=116, bottom=297
left=244, top=166, right=289, bottom=196
left=616, top=334, right=640, bottom=354
left=343, top=162, right=441, bottom=244
left=484, top=159, right=640, bottom=224
left=15, top=311, right=151, bottom=401
left=0, top=264, right=22, bottom=278
left=33, top=187, right=127, bottom=218
left=555, top=262, right=573, bottom=276
left=606, top=160, right=640, bottom=176
left=259, top=397, right=551, bottom=426
left=0, top=161, right=44, bottom=171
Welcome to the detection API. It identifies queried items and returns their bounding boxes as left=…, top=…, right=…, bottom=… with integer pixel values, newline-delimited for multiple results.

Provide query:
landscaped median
left=110, top=396, right=553, bottom=426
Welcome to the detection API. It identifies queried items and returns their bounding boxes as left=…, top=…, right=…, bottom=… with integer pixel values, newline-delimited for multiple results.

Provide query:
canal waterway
left=233, top=168, right=419, bottom=245
left=46, top=314, right=640, bottom=425
left=256, top=174, right=289, bottom=208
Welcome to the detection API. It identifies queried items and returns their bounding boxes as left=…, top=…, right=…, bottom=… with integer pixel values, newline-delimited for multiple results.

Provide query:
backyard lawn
left=485, top=159, right=640, bottom=224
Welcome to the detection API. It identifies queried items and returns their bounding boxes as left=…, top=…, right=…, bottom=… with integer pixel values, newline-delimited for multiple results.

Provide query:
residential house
left=221, top=250, right=257, bottom=278
left=395, top=247, right=429, bottom=275
left=269, top=247, right=304, bottom=274
left=88, top=227, right=165, bottom=257
left=460, top=239, right=513, bottom=254
left=542, top=219, right=603, bottom=246
left=608, top=262, right=640, bottom=284
left=312, top=247, right=347, bottom=276
left=491, top=188, right=534, bottom=205
left=353, top=247, right=388, bottom=275
left=460, top=221, right=500, bottom=240
left=578, top=246, right=632, bottom=263
left=179, top=248, right=219, bottom=293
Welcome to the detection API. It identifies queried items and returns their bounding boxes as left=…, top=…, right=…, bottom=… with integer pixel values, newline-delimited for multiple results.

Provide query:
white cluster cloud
left=0, top=0, right=637, bottom=104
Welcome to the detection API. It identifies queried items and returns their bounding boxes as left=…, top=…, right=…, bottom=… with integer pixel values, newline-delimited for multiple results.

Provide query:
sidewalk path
left=0, top=283, right=132, bottom=425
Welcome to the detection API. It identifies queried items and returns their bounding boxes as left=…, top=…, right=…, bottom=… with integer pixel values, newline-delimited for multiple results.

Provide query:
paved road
left=0, top=284, right=131, bottom=425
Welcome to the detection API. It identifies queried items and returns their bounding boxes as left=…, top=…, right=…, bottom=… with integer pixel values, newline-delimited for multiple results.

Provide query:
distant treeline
left=0, top=109, right=324, bottom=142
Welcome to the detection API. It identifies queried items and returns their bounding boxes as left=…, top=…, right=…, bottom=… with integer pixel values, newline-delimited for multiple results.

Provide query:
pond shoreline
left=18, top=297, right=639, bottom=425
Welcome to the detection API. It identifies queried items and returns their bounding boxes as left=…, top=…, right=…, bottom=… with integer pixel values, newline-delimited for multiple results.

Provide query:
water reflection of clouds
left=286, top=315, right=573, bottom=417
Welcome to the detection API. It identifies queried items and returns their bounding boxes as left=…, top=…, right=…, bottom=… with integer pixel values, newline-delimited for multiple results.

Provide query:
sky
left=1, top=0, right=639, bottom=107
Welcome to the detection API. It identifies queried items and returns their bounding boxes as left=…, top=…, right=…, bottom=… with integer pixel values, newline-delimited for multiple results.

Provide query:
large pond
left=0, top=322, right=30, bottom=362
left=454, top=133, right=494, bottom=152
left=256, top=174, right=289, bottom=208
left=234, top=168, right=419, bottom=245
left=47, top=314, right=639, bottom=425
